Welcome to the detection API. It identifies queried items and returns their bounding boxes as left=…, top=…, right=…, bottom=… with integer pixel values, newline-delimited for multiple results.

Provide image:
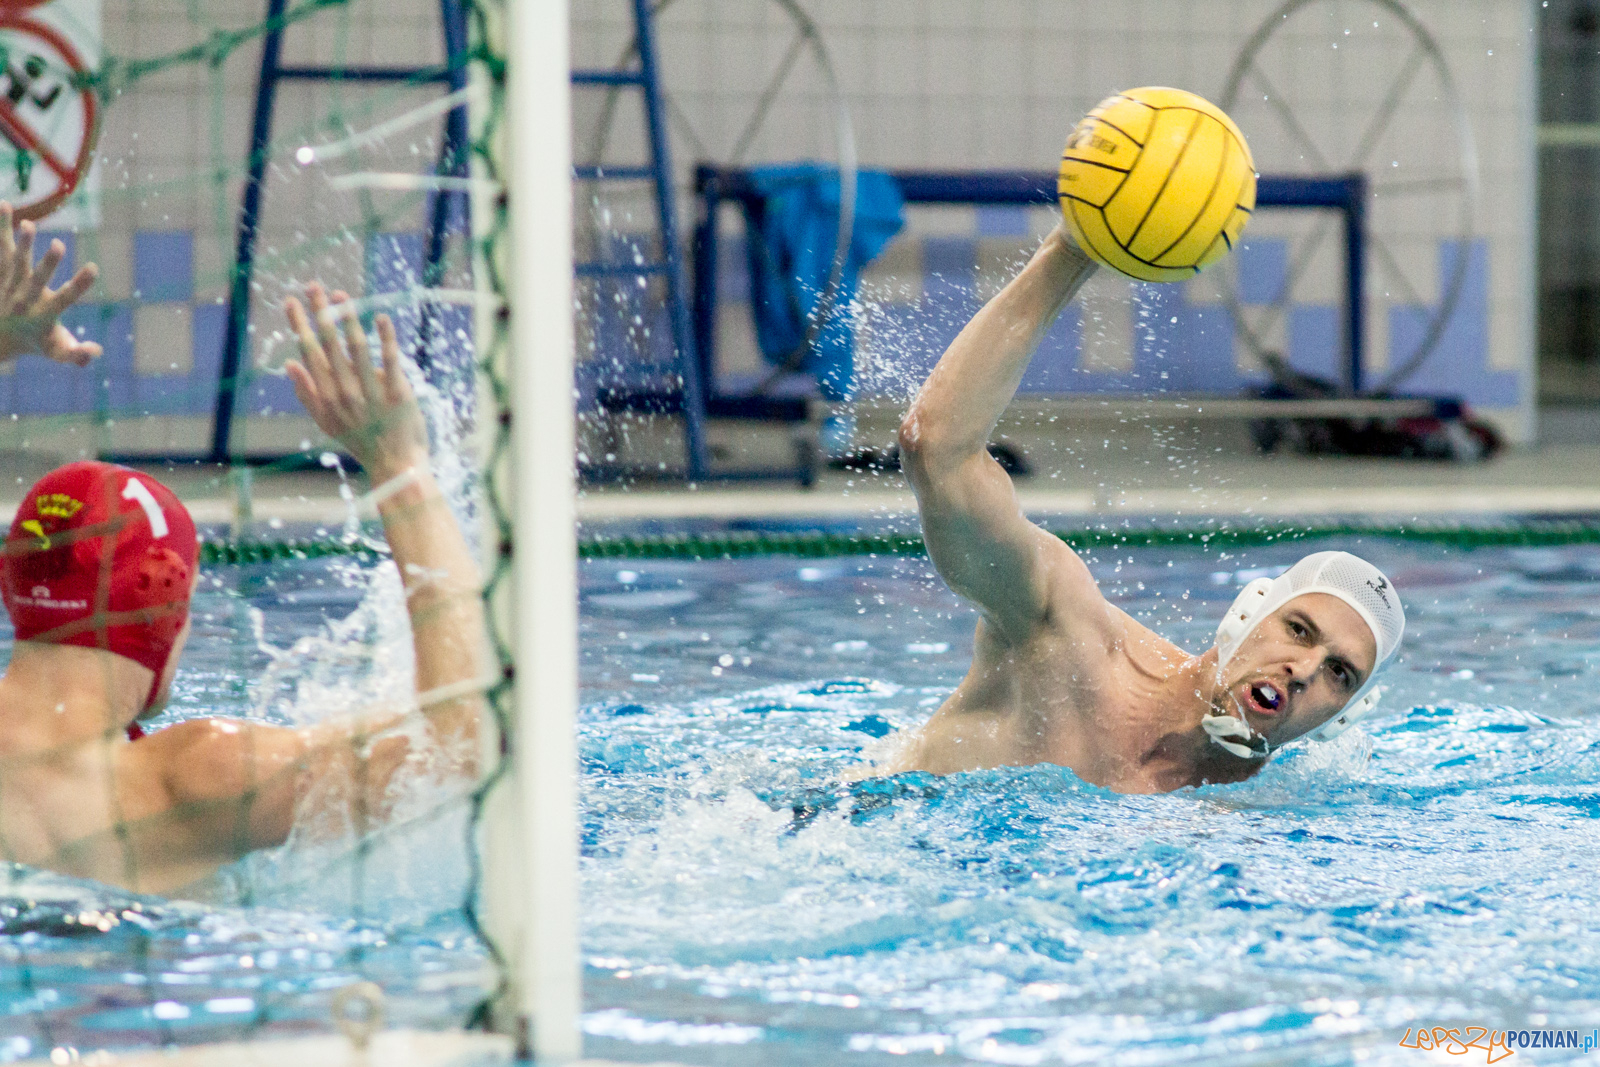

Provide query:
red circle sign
left=0, top=13, right=97, bottom=221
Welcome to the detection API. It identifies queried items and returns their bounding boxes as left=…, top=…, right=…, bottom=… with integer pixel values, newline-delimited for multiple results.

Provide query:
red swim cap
left=1, top=462, right=199, bottom=711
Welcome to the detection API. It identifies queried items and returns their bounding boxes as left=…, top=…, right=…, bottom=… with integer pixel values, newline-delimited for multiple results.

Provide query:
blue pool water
left=576, top=538, right=1600, bottom=1066
left=0, top=543, right=492, bottom=1060
left=4, top=532, right=1600, bottom=1064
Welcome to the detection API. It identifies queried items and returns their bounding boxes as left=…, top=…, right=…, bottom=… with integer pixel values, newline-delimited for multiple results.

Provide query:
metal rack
left=574, top=0, right=817, bottom=486
left=128, top=0, right=473, bottom=466
left=695, top=166, right=1388, bottom=399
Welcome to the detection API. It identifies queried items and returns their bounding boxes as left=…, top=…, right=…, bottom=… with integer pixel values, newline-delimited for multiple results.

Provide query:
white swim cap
left=1204, top=551, right=1405, bottom=757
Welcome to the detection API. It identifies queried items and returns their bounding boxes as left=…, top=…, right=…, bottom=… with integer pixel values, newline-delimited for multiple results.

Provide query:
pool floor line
left=576, top=484, right=1600, bottom=522
left=16, top=1030, right=698, bottom=1067
left=6, top=441, right=1600, bottom=526
left=14, top=484, right=1600, bottom=530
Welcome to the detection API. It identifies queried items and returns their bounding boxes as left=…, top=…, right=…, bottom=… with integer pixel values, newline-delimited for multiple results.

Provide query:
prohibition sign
left=0, top=12, right=97, bottom=221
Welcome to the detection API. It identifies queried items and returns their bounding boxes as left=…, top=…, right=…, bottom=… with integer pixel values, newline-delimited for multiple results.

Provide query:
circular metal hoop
left=582, top=0, right=858, bottom=375
left=330, top=980, right=385, bottom=1050
left=1219, top=0, right=1479, bottom=395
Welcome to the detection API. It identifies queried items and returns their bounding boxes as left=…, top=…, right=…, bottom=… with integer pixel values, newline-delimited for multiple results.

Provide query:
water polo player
left=878, top=225, right=1405, bottom=791
left=0, top=280, right=487, bottom=894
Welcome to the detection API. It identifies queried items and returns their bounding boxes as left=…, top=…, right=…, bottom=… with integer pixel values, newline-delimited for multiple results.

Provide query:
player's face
left=1220, top=593, right=1377, bottom=745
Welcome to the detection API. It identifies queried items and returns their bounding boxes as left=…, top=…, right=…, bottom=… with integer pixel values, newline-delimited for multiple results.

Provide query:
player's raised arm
left=898, top=226, right=1099, bottom=641
left=283, top=282, right=489, bottom=742
left=153, top=283, right=489, bottom=862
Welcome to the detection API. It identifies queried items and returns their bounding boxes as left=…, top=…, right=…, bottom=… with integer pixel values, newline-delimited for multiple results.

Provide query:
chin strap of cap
left=1203, top=577, right=1275, bottom=760
left=1304, top=684, right=1383, bottom=742
left=1201, top=711, right=1270, bottom=760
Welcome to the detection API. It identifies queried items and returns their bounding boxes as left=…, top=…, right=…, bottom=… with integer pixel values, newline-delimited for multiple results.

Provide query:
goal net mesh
left=0, top=0, right=520, bottom=1057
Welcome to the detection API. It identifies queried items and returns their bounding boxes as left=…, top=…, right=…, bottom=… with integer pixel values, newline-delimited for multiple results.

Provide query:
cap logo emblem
left=1365, top=577, right=1391, bottom=608
left=35, top=494, right=83, bottom=521
left=19, top=519, right=50, bottom=550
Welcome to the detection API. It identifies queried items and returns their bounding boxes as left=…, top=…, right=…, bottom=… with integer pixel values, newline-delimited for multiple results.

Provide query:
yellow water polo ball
left=1058, top=86, right=1256, bottom=283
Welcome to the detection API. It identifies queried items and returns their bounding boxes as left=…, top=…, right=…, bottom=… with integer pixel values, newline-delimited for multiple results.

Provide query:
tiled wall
left=0, top=229, right=468, bottom=421
left=3, top=1, right=1540, bottom=445
left=575, top=0, right=1538, bottom=440
left=0, top=0, right=459, bottom=454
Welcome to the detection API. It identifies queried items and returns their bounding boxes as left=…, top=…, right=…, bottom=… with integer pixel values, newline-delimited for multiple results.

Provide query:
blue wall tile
left=71, top=305, right=130, bottom=414
left=133, top=231, right=193, bottom=303
left=866, top=301, right=943, bottom=391
left=364, top=230, right=487, bottom=395
left=365, top=231, right=425, bottom=295
left=1236, top=238, right=1287, bottom=306
left=418, top=303, right=475, bottom=399
left=364, top=231, right=425, bottom=363
left=976, top=206, right=1030, bottom=237
left=1132, top=284, right=1241, bottom=393
left=6, top=222, right=1526, bottom=422
left=1175, top=304, right=1241, bottom=393
left=920, top=236, right=980, bottom=342
left=11, top=303, right=106, bottom=414
left=247, top=372, right=301, bottom=416
left=11, top=353, right=83, bottom=414
left=1386, top=239, right=1518, bottom=406
left=1288, top=304, right=1342, bottom=384
left=1131, top=282, right=1183, bottom=388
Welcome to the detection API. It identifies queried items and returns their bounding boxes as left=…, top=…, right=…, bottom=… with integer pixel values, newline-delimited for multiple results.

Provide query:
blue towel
left=746, top=165, right=904, bottom=401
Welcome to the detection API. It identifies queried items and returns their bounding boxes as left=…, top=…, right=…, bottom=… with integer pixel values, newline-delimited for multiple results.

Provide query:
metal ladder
left=571, top=0, right=712, bottom=481
left=205, top=0, right=471, bottom=464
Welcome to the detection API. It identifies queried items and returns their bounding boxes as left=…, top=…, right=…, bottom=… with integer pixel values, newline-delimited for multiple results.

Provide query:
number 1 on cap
left=122, top=478, right=169, bottom=538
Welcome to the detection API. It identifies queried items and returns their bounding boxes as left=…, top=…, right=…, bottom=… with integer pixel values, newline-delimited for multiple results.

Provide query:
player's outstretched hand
left=284, top=283, right=428, bottom=481
left=0, top=202, right=102, bottom=367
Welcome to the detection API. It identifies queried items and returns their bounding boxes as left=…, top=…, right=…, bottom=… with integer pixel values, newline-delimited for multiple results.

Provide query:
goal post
left=475, top=0, right=582, bottom=1059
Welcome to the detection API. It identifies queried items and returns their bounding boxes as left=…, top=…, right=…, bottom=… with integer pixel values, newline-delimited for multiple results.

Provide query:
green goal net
left=0, top=0, right=558, bottom=1060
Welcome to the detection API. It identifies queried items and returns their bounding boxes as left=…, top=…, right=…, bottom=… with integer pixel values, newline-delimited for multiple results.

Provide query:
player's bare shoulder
left=1103, top=601, right=1191, bottom=678
left=1034, top=532, right=1125, bottom=652
left=137, top=718, right=299, bottom=807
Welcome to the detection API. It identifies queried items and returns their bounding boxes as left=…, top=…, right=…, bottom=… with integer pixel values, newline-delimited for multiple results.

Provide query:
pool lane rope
left=202, top=515, right=1600, bottom=566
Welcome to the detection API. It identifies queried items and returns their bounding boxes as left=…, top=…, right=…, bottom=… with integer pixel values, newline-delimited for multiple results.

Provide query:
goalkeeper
left=0, top=211, right=486, bottom=894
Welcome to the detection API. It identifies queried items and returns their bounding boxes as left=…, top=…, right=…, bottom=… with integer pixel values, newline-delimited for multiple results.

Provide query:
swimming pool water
left=4, top=533, right=1600, bottom=1064
left=0, top=545, right=493, bottom=1060
left=577, top=539, right=1600, bottom=1066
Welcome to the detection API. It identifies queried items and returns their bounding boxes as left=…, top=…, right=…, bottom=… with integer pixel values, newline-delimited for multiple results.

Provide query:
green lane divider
left=200, top=538, right=384, bottom=566
left=202, top=516, right=1600, bottom=566
left=578, top=518, right=1600, bottom=559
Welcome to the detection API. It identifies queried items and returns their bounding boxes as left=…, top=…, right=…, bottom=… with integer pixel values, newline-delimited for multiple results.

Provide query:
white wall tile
left=133, top=303, right=193, bottom=376
left=54, top=0, right=1537, bottom=434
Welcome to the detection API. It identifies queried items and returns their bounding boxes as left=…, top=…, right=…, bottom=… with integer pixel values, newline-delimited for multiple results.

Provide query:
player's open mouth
left=1241, top=681, right=1283, bottom=717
